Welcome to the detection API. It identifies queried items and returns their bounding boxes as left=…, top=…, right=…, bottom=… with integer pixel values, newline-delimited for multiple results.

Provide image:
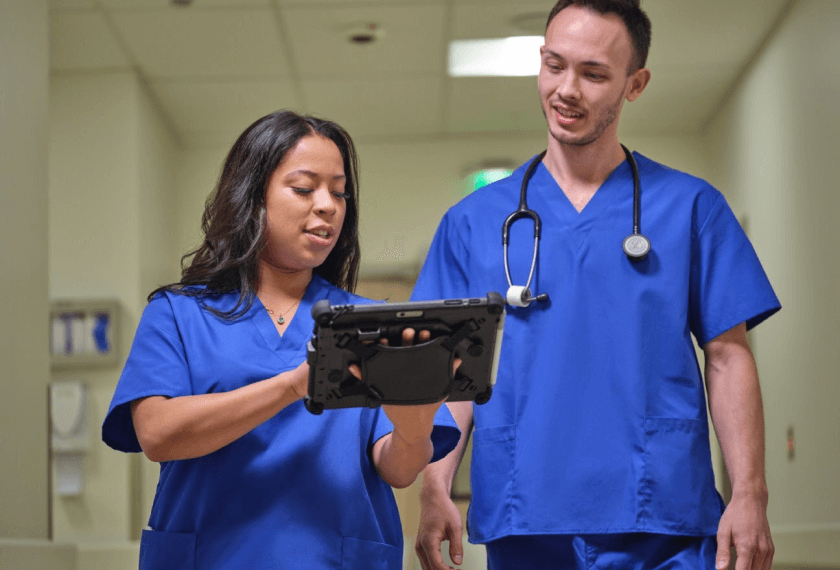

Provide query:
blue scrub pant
left=485, top=534, right=717, bottom=570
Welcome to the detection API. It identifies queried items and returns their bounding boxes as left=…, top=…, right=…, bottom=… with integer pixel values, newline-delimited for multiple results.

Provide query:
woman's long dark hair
left=150, top=110, right=361, bottom=319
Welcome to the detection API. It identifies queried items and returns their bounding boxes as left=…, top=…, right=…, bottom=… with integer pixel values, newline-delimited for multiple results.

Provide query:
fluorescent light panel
left=448, top=36, right=543, bottom=77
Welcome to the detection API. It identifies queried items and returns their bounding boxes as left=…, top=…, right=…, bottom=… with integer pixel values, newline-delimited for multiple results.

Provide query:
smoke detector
left=343, top=22, right=384, bottom=45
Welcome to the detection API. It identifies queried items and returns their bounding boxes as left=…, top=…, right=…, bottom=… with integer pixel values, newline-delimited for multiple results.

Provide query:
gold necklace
left=265, top=297, right=302, bottom=326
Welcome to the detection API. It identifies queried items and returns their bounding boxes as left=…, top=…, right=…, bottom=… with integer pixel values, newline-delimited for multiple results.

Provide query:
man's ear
left=626, top=67, right=651, bottom=102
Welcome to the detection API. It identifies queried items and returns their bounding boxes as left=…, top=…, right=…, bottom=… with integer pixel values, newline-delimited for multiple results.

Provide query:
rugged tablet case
left=304, top=292, right=505, bottom=414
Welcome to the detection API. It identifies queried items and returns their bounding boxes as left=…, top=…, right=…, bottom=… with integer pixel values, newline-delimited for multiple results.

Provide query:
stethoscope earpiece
left=506, top=286, right=550, bottom=308
left=506, top=286, right=532, bottom=308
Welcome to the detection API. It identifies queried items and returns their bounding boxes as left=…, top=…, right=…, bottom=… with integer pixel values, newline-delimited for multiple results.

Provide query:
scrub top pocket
left=467, top=424, right=516, bottom=542
left=341, top=536, right=402, bottom=570
left=641, top=417, right=723, bottom=534
left=139, top=529, right=196, bottom=570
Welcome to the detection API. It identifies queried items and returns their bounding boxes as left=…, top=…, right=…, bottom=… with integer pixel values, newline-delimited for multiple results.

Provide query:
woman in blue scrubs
left=103, top=110, right=459, bottom=570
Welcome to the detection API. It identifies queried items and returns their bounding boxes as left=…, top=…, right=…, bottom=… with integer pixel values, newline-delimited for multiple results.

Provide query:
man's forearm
left=704, top=323, right=768, bottom=498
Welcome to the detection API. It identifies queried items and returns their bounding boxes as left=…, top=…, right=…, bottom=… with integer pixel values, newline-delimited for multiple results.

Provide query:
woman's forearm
left=372, top=398, right=454, bottom=488
left=131, top=362, right=308, bottom=462
left=373, top=428, right=435, bottom=489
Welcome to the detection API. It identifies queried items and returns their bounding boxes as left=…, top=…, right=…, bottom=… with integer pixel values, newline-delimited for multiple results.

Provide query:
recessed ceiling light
left=448, top=36, right=543, bottom=77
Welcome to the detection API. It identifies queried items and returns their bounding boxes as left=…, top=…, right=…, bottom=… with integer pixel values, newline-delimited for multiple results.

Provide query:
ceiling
left=49, top=0, right=792, bottom=147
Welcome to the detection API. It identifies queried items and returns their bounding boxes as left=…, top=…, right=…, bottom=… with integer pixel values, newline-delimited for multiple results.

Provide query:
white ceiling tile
left=277, top=0, right=441, bottom=4
left=641, top=0, right=789, bottom=67
left=51, top=10, right=133, bottom=71
left=446, top=77, right=544, bottom=134
left=47, top=0, right=792, bottom=143
left=301, top=77, right=443, bottom=138
left=450, top=1, right=552, bottom=39
left=50, top=0, right=98, bottom=10
left=99, top=0, right=269, bottom=7
left=108, top=7, right=290, bottom=78
left=282, top=4, right=446, bottom=78
left=151, top=79, right=302, bottom=138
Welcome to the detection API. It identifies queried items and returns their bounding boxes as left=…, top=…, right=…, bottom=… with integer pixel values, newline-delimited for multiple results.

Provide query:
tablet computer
left=304, top=292, right=505, bottom=414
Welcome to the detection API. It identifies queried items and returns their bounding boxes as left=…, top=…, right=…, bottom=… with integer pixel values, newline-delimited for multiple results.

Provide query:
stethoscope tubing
left=502, top=150, right=547, bottom=298
left=624, top=145, right=642, bottom=236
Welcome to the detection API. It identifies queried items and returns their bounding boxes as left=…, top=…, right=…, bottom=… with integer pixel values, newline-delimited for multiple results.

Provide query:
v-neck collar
left=251, top=278, right=322, bottom=366
left=529, top=156, right=633, bottom=252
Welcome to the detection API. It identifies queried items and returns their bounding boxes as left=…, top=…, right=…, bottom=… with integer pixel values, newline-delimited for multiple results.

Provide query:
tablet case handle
left=333, top=332, right=455, bottom=404
left=360, top=337, right=455, bottom=405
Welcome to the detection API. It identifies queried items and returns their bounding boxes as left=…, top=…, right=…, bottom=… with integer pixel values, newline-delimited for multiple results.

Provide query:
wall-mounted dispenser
left=50, top=382, right=91, bottom=496
left=50, top=299, right=120, bottom=369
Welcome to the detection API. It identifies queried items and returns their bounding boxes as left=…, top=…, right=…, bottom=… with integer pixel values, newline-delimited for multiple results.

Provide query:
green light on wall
left=465, top=167, right=513, bottom=195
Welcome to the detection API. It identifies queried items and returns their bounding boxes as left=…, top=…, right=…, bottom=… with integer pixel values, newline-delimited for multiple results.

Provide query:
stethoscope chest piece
left=622, top=233, right=650, bottom=260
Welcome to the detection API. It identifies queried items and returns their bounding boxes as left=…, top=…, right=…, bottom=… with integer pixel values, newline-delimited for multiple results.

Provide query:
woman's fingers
left=401, top=327, right=431, bottom=345
left=351, top=327, right=438, bottom=380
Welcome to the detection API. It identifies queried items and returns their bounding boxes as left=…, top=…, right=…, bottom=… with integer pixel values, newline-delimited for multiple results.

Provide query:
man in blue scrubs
left=412, top=1, right=780, bottom=569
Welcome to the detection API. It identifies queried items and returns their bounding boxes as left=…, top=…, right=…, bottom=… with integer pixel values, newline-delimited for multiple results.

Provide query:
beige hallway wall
left=48, top=70, right=181, bottom=543
left=703, top=0, right=840, bottom=565
left=0, top=0, right=50, bottom=541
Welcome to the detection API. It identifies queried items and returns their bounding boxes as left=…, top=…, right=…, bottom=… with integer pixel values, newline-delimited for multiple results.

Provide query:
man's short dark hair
left=546, top=0, right=652, bottom=73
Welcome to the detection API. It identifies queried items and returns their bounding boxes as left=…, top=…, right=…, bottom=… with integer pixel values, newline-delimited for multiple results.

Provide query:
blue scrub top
left=103, top=275, right=460, bottom=570
left=412, top=153, right=780, bottom=543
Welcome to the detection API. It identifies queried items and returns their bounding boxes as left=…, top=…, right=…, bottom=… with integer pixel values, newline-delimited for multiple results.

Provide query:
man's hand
left=715, top=491, right=774, bottom=570
left=415, top=486, right=465, bottom=570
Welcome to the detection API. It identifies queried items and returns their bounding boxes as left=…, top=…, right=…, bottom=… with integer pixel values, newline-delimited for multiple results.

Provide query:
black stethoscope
left=502, top=144, right=651, bottom=308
